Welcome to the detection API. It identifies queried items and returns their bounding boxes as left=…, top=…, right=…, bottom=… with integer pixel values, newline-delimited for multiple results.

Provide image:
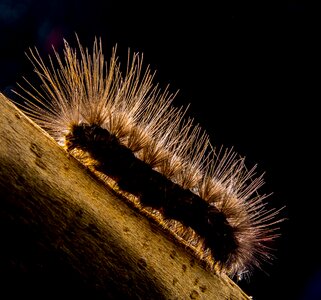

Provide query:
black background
left=0, top=1, right=319, bottom=299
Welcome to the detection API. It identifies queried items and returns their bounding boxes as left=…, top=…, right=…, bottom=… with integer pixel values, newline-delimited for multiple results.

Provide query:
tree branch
left=0, top=93, right=250, bottom=299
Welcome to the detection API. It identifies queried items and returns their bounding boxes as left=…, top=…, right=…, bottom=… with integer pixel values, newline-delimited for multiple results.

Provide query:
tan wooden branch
left=0, top=93, right=250, bottom=299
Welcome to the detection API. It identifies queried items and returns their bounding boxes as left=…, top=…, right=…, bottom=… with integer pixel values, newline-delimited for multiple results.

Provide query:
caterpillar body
left=15, top=37, right=283, bottom=279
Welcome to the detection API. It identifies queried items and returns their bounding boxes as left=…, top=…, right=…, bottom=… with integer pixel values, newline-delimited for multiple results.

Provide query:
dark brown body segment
left=67, top=123, right=238, bottom=268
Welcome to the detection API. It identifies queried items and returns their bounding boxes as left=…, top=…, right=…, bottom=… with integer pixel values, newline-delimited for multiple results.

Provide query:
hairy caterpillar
left=14, top=36, right=283, bottom=279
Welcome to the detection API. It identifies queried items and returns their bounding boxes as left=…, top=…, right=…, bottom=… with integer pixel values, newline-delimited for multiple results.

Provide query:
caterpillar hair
left=14, top=36, right=283, bottom=279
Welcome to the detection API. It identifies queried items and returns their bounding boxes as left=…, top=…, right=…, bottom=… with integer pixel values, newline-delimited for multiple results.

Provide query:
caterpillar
left=14, top=36, right=283, bottom=279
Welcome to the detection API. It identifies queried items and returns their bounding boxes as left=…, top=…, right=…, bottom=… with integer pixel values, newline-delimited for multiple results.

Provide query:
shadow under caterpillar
left=14, top=36, right=284, bottom=279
